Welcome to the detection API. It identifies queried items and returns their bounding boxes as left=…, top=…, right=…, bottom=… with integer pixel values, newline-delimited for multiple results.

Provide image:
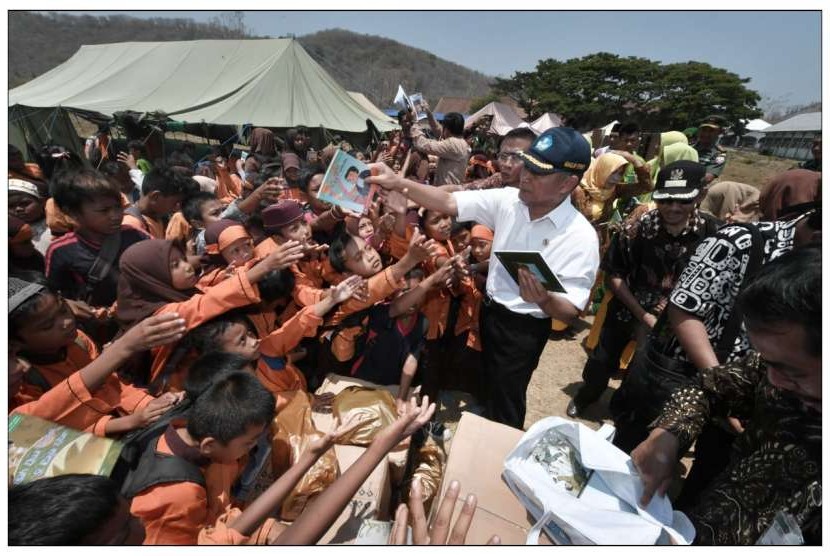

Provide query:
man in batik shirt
left=568, top=161, right=718, bottom=417
left=631, top=246, right=821, bottom=545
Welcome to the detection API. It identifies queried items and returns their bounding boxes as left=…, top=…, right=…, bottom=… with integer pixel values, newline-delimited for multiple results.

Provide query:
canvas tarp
left=347, top=92, right=398, bottom=126
left=529, top=112, right=564, bottom=135
left=464, top=102, right=527, bottom=136
left=8, top=105, right=85, bottom=161
left=9, top=38, right=398, bottom=134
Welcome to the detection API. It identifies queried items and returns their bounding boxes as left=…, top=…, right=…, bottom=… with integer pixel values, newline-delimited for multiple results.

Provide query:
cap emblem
left=535, top=135, right=553, bottom=151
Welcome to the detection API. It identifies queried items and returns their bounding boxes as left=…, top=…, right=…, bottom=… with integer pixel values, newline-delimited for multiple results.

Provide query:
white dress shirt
left=454, top=187, right=599, bottom=318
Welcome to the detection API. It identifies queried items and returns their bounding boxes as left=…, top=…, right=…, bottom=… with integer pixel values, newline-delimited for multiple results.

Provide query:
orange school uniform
left=11, top=371, right=132, bottom=435
left=254, top=305, right=322, bottom=409
left=149, top=271, right=261, bottom=384
left=15, top=330, right=154, bottom=435
left=123, top=212, right=166, bottom=239
left=130, top=426, right=276, bottom=545
left=390, top=226, right=481, bottom=349
left=165, top=211, right=192, bottom=244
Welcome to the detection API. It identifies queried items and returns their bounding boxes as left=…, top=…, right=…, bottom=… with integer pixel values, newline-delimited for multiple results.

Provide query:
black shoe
left=566, top=400, right=581, bottom=419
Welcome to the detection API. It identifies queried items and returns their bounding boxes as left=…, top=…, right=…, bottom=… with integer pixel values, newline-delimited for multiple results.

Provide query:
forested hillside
left=9, top=11, right=493, bottom=106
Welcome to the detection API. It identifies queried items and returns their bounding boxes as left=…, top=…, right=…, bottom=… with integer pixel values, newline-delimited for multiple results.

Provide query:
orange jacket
left=255, top=306, right=322, bottom=410
left=165, top=211, right=192, bottom=244
left=323, top=267, right=405, bottom=362
left=390, top=226, right=481, bottom=348
left=149, top=271, right=261, bottom=383
left=15, top=330, right=155, bottom=435
left=11, top=370, right=132, bottom=436
left=123, top=212, right=165, bottom=239
left=130, top=429, right=275, bottom=545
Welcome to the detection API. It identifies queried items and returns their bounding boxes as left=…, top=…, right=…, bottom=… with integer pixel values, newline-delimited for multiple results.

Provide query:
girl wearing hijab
left=116, top=238, right=305, bottom=389
left=759, top=169, right=821, bottom=221
left=574, top=153, right=634, bottom=225
left=197, top=219, right=257, bottom=289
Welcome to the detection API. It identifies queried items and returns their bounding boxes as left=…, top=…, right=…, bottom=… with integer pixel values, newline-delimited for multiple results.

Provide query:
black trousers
left=573, top=311, right=637, bottom=409
left=480, top=300, right=551, bottom=429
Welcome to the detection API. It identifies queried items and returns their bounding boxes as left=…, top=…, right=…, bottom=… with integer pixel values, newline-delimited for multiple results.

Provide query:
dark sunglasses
left=655, top=197, right=695, bottom=206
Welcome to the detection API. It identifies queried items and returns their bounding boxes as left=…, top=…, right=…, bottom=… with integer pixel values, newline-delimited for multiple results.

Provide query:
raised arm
left=367, top=163, right=458, bottom=216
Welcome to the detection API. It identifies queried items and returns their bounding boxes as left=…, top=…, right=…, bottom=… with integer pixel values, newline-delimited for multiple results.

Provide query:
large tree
left=493, top=53, right=761, bottom=130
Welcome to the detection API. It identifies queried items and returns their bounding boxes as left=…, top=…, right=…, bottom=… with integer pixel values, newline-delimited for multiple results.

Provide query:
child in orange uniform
left=115, top=238, right=305, bottom=391
left=9, top=275, right=186, bottom=433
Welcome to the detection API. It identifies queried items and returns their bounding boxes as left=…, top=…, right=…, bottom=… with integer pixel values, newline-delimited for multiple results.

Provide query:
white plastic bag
left=503, top=417, right=695, bottom=545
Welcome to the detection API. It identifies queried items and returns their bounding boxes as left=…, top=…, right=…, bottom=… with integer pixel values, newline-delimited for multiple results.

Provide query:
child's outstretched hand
left=378, top=396, right=436, bottom=446
left=263, top=239, right=305, bottom=270
left=406, top=228, right=438, bottom=263
left=424, top=262, right=455, bottom=291
left=120, top=313, right=187, bottom=354
left=329, top=275, right=364, bottom=304
left=308, top=413, right=367, bottom=455
left=135, top=391, right=182, bottom=427
left=388, top=478, right=501, bottom=545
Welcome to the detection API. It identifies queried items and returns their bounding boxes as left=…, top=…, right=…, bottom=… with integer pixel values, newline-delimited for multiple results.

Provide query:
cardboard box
left=314, top=373, right=410, bottom=486
left=316, top=443, right=391, bottom=545
left=431, top=411, right=552, bottom=545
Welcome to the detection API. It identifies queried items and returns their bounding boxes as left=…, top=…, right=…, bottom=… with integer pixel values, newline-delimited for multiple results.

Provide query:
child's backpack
left=110, top=399, right=205, bottom=498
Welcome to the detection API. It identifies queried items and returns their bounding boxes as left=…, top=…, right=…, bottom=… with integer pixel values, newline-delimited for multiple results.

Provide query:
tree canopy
left=493, top=53, right=762, bottom=131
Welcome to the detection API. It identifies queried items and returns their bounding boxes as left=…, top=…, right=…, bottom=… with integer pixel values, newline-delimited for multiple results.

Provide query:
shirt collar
left=518, top=196, right=575, bottom=228
left=163, top=422, right=211, bottom=467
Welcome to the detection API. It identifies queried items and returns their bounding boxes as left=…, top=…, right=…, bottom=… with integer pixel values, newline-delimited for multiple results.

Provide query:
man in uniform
left=693, top=115, right=728, bottom=185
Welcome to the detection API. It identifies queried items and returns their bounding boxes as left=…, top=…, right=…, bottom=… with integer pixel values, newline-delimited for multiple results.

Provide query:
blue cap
left=518, top=127, right=591, bottom=175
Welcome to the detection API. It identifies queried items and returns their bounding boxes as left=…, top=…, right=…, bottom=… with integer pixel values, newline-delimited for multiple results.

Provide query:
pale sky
left=60, top=10, right=823, bottom=108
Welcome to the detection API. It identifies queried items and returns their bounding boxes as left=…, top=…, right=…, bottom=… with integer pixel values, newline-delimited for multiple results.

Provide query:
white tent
left=10, top=38, right=398, bottom=134
left=529, top=112, right=564, bottom=134
left=464, top=102, right=526, bottom=136
left=743, top=118, right=771, bottom=132
left=347, top=91, right=399, bottom=127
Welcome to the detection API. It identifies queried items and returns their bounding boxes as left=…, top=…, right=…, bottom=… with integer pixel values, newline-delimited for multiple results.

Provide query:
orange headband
left=206, top=225, right=251, bottom=255
left=470, top=224, right=494, bottom=242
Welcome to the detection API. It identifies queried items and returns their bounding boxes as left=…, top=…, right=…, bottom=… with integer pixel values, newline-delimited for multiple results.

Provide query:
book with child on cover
left=494, top=251, right=567, bottom=293
left=318, top=150, right=376, bottom=215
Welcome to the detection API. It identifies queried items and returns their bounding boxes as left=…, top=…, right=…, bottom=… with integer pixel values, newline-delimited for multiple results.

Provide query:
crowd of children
left=7, top=108, right=822, bottom=546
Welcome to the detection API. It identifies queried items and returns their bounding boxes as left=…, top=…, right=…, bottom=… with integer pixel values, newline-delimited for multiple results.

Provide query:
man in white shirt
left=367, top=127, right=599, bottom=428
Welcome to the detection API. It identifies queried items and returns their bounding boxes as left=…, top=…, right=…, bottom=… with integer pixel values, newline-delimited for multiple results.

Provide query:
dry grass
left=717, top=148, right=801, bottom=192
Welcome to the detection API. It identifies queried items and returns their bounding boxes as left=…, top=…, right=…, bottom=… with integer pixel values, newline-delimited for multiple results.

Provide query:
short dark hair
left=167, top=150, right=194, bottom=170
left=9, top=474, right=122, bottom=545
left=501, top=127, right=536, bottom=144
left=9, top=273, right=52, bottom=340
left=182, top=191, right=219, bottom=225
left=618, top=122, right=640, bottom=136
left=185, top=312, right=250, bottom=357
left=258, top=268, right=296, bottom=302
left=738, top=244, right=821, bottom=357
left=442, top=112, right=465, bottom=136
left=127, top=140, right=145, bottom=154
left=50, top=168, right=122, bottom=214
left=186, top=372, right=275, bottom=445
left=184, top=351, right=255, bottom=400
left=345, top=166, right=359, bottom=176
left=328, top=230, right=358, bottom=273
left=141, top=166, right=195, bottom=197
left=450, top=219, right=472, bottom=236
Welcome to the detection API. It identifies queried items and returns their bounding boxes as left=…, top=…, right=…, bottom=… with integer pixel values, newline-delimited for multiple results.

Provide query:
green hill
left=8, top=11, right=493, bottom=108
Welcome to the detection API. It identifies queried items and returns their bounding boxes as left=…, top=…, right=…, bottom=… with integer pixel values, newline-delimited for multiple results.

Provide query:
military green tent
left=9, top=38, right=398, bottom=154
